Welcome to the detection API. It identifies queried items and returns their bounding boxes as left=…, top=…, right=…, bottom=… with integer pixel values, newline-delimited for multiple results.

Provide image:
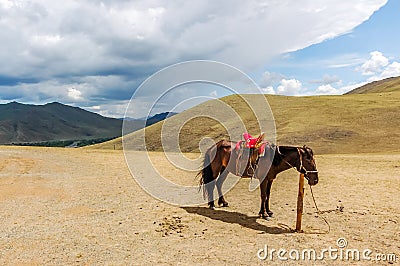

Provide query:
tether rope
left=309, top=184, right=331, bottom=234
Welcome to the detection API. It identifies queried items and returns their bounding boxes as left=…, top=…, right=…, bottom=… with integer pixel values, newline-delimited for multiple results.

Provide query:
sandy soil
left=0, top=146, right=399, bottom=265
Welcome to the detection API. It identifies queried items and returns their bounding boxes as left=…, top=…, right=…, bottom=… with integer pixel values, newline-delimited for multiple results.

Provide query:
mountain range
left=1, top=76, right=399, bottom=150
left=0, top=102, right=175, bottom=146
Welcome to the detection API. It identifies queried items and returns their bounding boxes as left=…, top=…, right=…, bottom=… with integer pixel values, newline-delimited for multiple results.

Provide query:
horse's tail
left=197, top=150, right=214, bottom=200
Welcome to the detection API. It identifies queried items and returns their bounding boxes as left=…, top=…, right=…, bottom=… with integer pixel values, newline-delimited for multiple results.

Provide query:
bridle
left=277, top=146, right=318, bottom=182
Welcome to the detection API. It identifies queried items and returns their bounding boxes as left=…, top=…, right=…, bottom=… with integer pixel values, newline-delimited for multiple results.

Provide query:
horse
left=198, top=141, right=318, bottom=219
left=197, top=135, right=265, bottom=209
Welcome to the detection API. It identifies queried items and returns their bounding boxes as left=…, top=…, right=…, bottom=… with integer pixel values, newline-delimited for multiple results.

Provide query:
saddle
left=235, top=132, right=268, bottom=177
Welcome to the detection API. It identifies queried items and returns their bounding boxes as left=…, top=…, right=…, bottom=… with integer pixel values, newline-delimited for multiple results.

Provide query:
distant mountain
left=345, top=76, right=400, bottom=94
left=0, top=102, right=122, bottom=144
left=145, top=112, right=178, bottom=126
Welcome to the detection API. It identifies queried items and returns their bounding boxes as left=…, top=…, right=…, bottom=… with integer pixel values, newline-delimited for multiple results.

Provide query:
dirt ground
left=0, top=146, right=399, bottom=265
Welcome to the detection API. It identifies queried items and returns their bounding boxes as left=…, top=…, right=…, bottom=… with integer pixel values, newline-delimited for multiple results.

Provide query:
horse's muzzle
left=305, top=173, right=318, bottom=186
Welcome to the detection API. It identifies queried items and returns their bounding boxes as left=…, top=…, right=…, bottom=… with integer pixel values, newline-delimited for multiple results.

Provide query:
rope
left=309, top=184, right=331, bottom=234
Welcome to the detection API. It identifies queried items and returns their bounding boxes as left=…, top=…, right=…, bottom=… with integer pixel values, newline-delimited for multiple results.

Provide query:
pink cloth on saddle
left=235, top=132, right=269, bottom=154
left=243, top=132, right=258, bottom=148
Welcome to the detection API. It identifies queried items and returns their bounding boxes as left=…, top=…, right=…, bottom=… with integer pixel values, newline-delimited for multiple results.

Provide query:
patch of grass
left=11, top=137, right=117, bottom=148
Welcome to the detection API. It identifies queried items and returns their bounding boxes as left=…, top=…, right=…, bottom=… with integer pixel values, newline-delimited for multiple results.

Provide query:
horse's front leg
left=259, top=179, right=268, bottom=219
left=265, top=179, right=274, bottom=217
left=216, top=168, right=229, bottom=207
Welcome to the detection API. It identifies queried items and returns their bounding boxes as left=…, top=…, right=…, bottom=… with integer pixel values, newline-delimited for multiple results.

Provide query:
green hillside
left=91, top=91, right=400, bottom=154
left=0, top=102, right=122, bottom=144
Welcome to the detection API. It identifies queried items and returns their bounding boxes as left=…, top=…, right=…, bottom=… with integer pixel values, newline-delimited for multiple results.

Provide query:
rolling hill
left=0, top=102, right=123, bottom=144
left=91, top=90, right=400, bottom=154
left=345, top=76, right=400, bottom=94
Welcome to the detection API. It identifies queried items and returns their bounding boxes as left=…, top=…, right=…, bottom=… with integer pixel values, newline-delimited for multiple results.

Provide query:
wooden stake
left=296, top=173, right=305, bottom=232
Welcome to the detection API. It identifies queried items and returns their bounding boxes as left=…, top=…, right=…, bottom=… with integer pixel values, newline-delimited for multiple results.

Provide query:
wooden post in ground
left=296, top=173, right=305, bottom=232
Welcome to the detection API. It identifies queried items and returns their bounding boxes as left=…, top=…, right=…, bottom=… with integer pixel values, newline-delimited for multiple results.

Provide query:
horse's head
left=300, top=145, right=318, bottom=186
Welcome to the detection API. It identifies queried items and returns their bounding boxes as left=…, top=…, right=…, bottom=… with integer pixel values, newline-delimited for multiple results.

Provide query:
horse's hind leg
left=206, top=183, right=216, bottom=209
left=204, top=174, right=217, bottom=209
left=216, top=167, right=229, bottom=207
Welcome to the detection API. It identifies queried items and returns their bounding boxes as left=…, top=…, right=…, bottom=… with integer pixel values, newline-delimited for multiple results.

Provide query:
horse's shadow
left=181, top=207, right=293, bottom=234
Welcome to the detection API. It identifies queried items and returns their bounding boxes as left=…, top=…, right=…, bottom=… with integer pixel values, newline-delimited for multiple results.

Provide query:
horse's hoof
left=259, top=213, right=270, bottom=220
left=267, top=211, right=274, bottom=217
left=209, top=206, right=215, bottom=210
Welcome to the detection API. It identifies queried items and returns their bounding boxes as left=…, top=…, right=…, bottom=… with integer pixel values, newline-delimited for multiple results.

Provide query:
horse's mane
left=273, top=146, right=300, bottom=166
left=273, top=145, right=315, bottom=166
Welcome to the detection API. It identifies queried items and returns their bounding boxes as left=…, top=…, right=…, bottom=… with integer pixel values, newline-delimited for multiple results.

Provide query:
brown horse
left=198, top=138, right=265, bottom=209
left=199, top=141, right=318, bottom=219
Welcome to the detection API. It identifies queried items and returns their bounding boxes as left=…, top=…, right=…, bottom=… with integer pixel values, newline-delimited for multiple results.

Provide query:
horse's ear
left=302, top=146, right=313, bottom=159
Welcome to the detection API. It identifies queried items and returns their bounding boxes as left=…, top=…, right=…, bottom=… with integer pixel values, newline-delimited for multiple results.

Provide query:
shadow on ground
left=182, top=207, right=293, bottom=234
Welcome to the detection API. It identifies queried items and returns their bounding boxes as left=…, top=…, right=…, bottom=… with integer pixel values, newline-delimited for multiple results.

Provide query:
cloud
left=309, top=74, right=341, bottom=85
left=379, top=61, right=400, bottom=79
left=316, top=51, right=400, bottom=95
left=343, top=82, right=370, bottom=93
left=358, top=51, right=389, bottom=75
left=261, top=86, right=276, bottom=94
left=316, top=84, right=337, bottom=94
left=67, top=88, right=83, bottom=101
left=315, top=83, right=360, bottom=95
left=259, top=71, right=285, bottom=87
left=0, top=0, right=388, bottom=116
left=354, top=51, right=400, bottom=82
left=276, top=79, right=304, bottom=95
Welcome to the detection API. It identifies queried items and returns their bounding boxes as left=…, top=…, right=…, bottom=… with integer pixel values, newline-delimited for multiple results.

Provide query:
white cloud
left=315, top=83, right=359, bottom=95
left=309, top=74, right=341, bottom=85
left=277, top=79, right=303, bottom=95
left=316, top=84, right=337, bottom=94
left=379, top=61, right=400, bottom=79
left=90, top=105, right=101, bottom=110
left=355, top=51, right=400, bottom=82
left=261, top=86, right=276, bottom=94
left=259, top=71, right=285, bottom=87
left=336, top=82, right=369, bottom=94
left=358, top=51, right=389, bottom=75
left=67, top=88, right=83, bottom=101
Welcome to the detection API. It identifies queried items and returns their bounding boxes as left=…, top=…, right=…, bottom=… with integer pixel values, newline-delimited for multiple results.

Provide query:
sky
left=0, top=0, right=399, bottom=117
